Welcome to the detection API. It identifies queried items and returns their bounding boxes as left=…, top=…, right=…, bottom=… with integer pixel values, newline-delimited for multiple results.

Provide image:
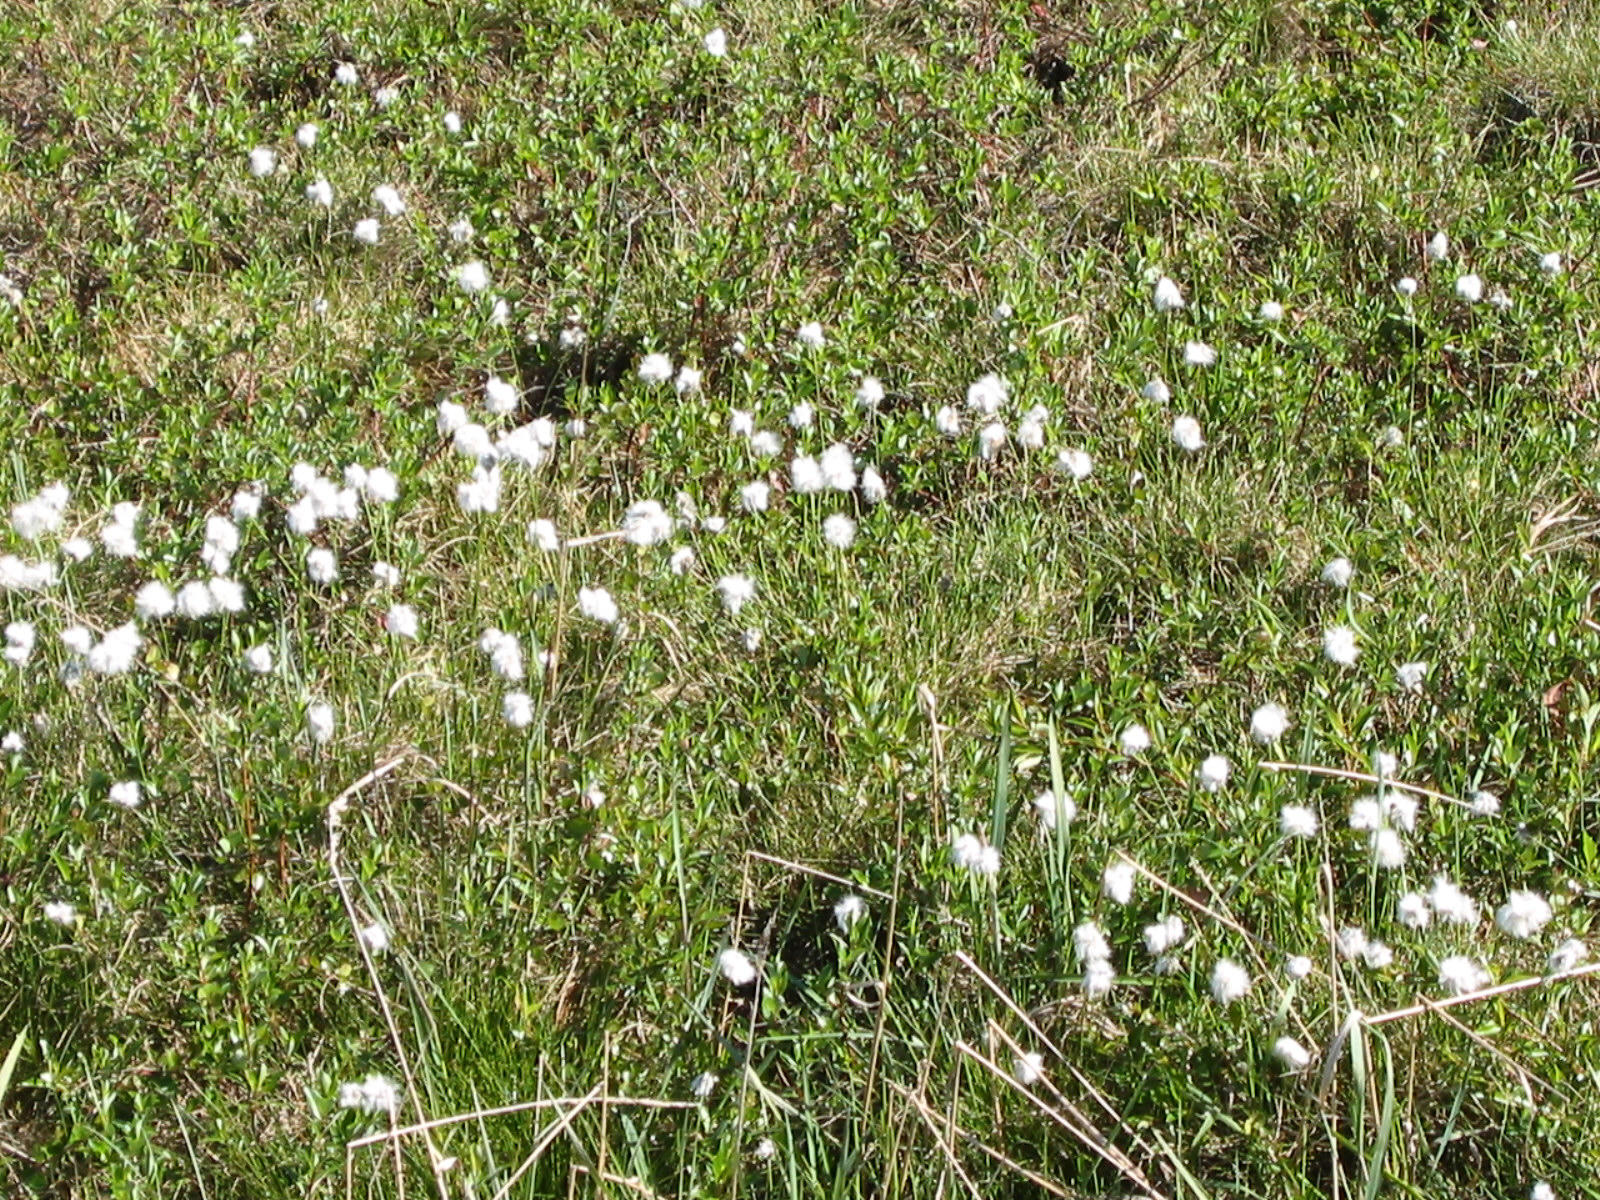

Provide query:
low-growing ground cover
left=3, top=0, right=1600, bottom=1195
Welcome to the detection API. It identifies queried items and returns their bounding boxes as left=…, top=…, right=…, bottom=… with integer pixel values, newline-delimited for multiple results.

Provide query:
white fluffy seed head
left=860, top=466, right=887, bottom=504
left=1495, top=890, right=1552, bottom=939
left=1396, top=661, right=1428, bottom=692
left=577, top=586, right=619, bottom=625
left=1072, top=921, right=1110, bottom=965
left=1322, top=625, right=1359, bottom=665
left=965, top=373, right=1009, bottom=415
left=502, top=691, right=534, bottom=728
left=1101, top=860, right=1136, bottom=905
left=1548, top=938, right=1588, bottom=974
left=386, top=603, right=419, bottom=640
left=1438, top=954, right=1488, bottom=996
left=177, top=579, right=216, bottom=620
left=109, top=780, right=142, bottom=809
left=454, top=260, right=491, bottom=294
left=1272, top=1036, right=1311, bottom=1072
left=1397, top=892, right=1431, bottom=929
left=1280, top=805, right=1319, bottom=839
left=1012, top=1052, right=1044, bottom=1086
left=1249, top=702, right=1288, bottom=745
left=1428, top=876, right=1480, bottom=926
left=1142, top=914, right=1185, bottom=956
left=306, top=702, right=335, bottom=745
left=1172, top=415, right=1204, bottom=452
left=819, top=443, right=856, bottom=491
left=1032, top=789, right=1076, bottom=832
left=822, top=513, right=857, bottom=549
left=1056, top=448, right=1093, bottom=480
left=717, top=573, right=756, bottom=616
left=740, top=481, right=771, bottom=513
left=791, top=455, right=824, bottom=494
left=1209, top=958, right=1251, bottom=1004
left=1196, top=754, right=1230, bottom=792
left=1082, top=958, right=1115, bottom=998
left=1370, top=827, right=1406, bottom=869
left=833, top=894, right=867, bottom=932
left=621, top=500, right=674, bottom=547
left=637, top=353, right=672, bottom=384
left=1118, top=723, right=1151, bottom=756
left=371, top=184, right=405, bottom=216
left=1469, top=789, right=1501, bottom=818
left=719, top=948, right=758, bottom=986
left=976, top=422, right=1007, bottom=460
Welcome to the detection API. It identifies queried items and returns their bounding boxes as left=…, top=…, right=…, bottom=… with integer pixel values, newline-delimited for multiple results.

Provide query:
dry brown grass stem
left=885, top=1080, right=1074, bottom=1199
left=563, top=529, right=627, bottom=548
left=1418, top=998, right=1545, bottom=1105
left=1258, top=760, right=1472, bottom=809
left=953, top=1039, right=1167, bottom=1200
left=890, top=1080, right=985, bottom=1200
left=982, top=1018, right=1166, bottom=1193
left=346, top=1095, right=696, bottom=1149
left=951, top=949, right=1146, bottom=1140
left=327, top=752, right=452, bottom=1200
left=487, top=1085, right=603, bottom=1200
left=745, top=849, right=894, bottom=900
left=1113, top=850, right=1259, bottom=940
left=1364, top=961, right=1600, bottom=1025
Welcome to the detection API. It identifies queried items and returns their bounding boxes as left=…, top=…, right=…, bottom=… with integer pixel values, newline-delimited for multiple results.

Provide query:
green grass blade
left=1363, top=1030, right=1397, bottom=1200
left=989, top=710, right=1011, bottom=853
left=0, top=1025, right=26, bottom=1107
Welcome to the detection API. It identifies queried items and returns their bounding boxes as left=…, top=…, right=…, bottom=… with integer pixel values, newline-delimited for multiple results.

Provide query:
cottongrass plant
left=6, top=9, right=1599, bottom=1197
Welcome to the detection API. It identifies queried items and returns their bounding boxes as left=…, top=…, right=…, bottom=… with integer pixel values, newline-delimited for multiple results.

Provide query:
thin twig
left=982, top=1021, right=1163, bottom=1196
left=1365, top=962, right=1600, bottom=1025
left=487, top=1086, right=603, bottom=1200
left=347, top=1095, right=696, bottom=1149
left=1259, top=760, right=1472, bottom=809
left=1113, top=852, right=1268, bottom=951
left=951, top=949, right=1148, bottom=1140
left=327, top=752, right=452, bottom=1200
left=173, top=1104, right=212, bottom=1200
left=861, top=793, right=905, bottom=1111
left=1419, top=998, right=1554, bottom=1105
left=889, top=1080, right=985, bottom=1200
left=887, top=1080, right=1073, bottom=1199
left=563, top=530, right=626, bottom=548
left=745, top=849, right=894, bottom=901
left=954, top=1041, right=1165, bottom=1200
